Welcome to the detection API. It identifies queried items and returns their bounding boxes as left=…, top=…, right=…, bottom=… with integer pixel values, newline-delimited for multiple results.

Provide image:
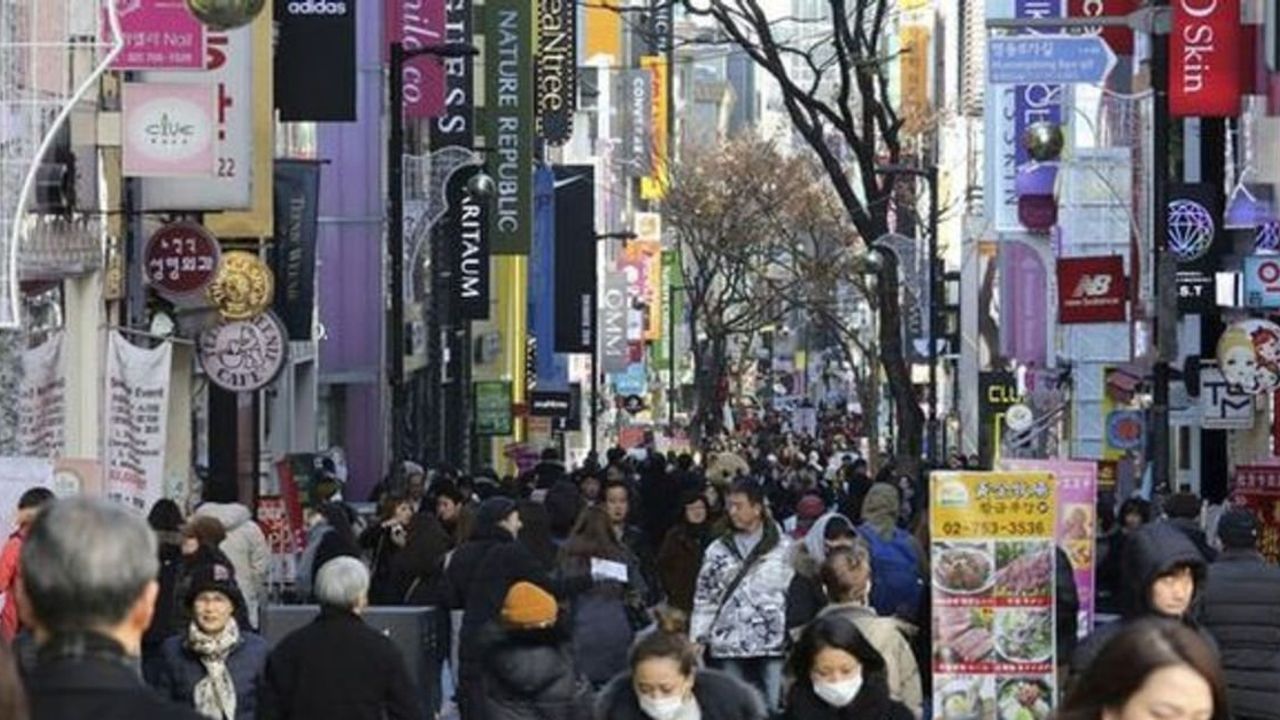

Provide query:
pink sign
left=108, top=0, right=206, bottom=70
left=122, top=83, right=217, bottom=178
left=1001, top=459, right=1098, bottom=636
left=385, top=0, right=446, bottom=118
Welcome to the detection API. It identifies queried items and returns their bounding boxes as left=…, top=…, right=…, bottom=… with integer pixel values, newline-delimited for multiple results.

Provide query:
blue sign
left=1243, top=256, right=1280, bottom=309
left=989, top=35, right=1117, bottom=85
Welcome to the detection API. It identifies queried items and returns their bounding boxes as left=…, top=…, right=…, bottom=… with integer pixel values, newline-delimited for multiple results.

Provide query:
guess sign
left=145, top=222, right=221, bottom=295
left=197, top=312, right=288, bottom=392
left=1170, top=0, right=1242, bottom=117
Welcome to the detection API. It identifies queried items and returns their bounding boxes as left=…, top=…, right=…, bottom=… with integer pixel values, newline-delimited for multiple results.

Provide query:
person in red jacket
left=0, top=487, right=55, bottom=642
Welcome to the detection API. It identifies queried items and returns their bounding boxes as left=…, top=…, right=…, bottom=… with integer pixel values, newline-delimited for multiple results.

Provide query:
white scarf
left=187, top=618, right=240, bottom=720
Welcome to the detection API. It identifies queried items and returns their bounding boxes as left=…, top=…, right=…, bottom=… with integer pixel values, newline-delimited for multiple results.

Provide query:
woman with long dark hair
left=360, top=496, right=415, bottom=604
left=784, top=615, right=914, bottom=720
left=1059, top=619, right=1227, bottom=720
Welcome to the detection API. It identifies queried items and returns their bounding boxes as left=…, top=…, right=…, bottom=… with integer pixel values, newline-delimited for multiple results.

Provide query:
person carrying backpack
left=858, top=484, right=925, bottom=624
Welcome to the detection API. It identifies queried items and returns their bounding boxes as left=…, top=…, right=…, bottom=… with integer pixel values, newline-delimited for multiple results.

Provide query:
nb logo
left=1072, top=274, right=1112, bottom=298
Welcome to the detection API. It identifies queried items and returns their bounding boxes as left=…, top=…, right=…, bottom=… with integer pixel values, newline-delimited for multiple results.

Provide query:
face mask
left=812, top=674, right=863, bottom=708
left=639, top=694, right=686, bottom=720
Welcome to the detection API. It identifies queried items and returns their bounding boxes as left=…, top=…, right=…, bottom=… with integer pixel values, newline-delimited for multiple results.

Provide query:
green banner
left=486, top=0, right=533, bottom=254
left=475, top=381, right=514, bottom=436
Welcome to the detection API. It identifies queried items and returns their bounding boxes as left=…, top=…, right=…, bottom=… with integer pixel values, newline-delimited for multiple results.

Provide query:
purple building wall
left=317, top=0, right=385, bottom=499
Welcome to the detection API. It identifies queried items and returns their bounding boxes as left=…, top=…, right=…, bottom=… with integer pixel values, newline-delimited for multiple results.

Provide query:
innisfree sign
left=988, top=35, right=1117, bottom=86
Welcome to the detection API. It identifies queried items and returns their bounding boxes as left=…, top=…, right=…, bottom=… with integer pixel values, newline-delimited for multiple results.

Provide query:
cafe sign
left=197, top=312, right=288, bottom=392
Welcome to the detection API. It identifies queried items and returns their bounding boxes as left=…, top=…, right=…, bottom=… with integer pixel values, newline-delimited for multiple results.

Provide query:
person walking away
left=1056, top=619, right=1228, bottom=720
left=815, top=547, right=922, bottom=714
left=1164, top=492, right=1217, bottom=563
left=603, top=481, right=662, bottom=606
left=257, top=557, right=420, bottom=720
left=784, top=615, right=915, bottom=720
left=857, top=484, right=925, bottom=623
left=475, top=582, right=589, bottom=720
left=656, top=490, right=713, bottom=614
left=559, top=507, right=644, bottom=688
left=0, top=488, right=54, bottom=643
left=144, top=499, right=188, bottom=685
left=359, top=496, right=415, bottom=604
left=393, top=497, right=453, bottom=606
left=154, top=561, right=269, bottom=719
left=296, top=503, right=361, bottom=600
left=595, top=609, right=767, bottom=720
left=194, top=494, right=270, bottom=629
left=690, top=478, right=795, bottom=714
left=19, top=497, right=204, bottom=719
left=1199, top=507, right=1280, bottom=720
left=787, top=514, right=857, bottom=635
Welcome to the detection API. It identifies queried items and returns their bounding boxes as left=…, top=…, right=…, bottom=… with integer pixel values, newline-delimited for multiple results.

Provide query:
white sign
left=197, top=312, right=288, bottom=392
left=140, top=26, right=253, bottom=209
left=1200, top=367, right=1254, bottom=430
left=122, top=82, right=217, bottom=177
left=105, top=332, right=172, bottom=513
left=0, top=457, right=54, bottom=536
left=18, top=332, right=66, bottom=458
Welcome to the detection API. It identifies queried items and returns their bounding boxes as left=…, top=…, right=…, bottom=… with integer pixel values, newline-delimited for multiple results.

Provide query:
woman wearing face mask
left=595, top=609, right=766, bottom=720
left=783, top=615, right=914, bottom=720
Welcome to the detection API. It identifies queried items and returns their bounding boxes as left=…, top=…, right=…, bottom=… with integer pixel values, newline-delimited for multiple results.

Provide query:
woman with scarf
left=783, top=615, right=914, bottom=720
left=656, top=489, right=713, bottom=614
left=154, top=560, right=269, bottom=720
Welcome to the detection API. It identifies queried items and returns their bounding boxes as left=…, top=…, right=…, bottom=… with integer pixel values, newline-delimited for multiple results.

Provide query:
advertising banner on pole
left=536, top=0, right=577, bottom=144
left=600, top=270, right=630, bottom=373
left=444, top=166, right=490, bottom=320
left=271, top=160, right=322, bottom=339
left=430, top=0, right=474, bottom=149
left=553, top=166, right=596, bottom=353
left=1170, top=0, right=1242, bottom=117
left=930, top=471, right=1058, bottom=720
left=18, top=332, right=66, bottom=459
left=618, top=70, right=653, bottom=177
left=532, top=167, right=568, bottom=389
left=386, top=0, right=447, bottom=119
left=108, top=0, right=206, bottom=70
left=276, top=0, right=356, bottom=121
left=104, top=332, right=172, bottom=514
left=1233, top=465, right=1280, bottom=563
left=486, top=0, right=533, bottom=254
left=1001, top=459, right=1098, bottom=637
left=639, top=55, right=669, bottom=200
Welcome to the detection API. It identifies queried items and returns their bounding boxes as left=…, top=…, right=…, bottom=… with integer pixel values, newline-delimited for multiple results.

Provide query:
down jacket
left=153, top=629, right=270, bottom=720
left=1200, top=548, right=1280, bottom=720
left=194, top=502, right=270, bottom=627
left=476, top=620, right=591, bottom=720
left=595, top=668, right=766, bottom=720
left=690, top=520, right=794, bottom=659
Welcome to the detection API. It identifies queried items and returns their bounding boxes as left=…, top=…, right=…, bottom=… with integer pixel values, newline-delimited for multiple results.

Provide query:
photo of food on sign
left=933, top=541, right=995, bottom=597
left=994, top=607, right=1053, bottom=664
left=935, top=605, right=995, bottom=665
left=996, top=677, right=1053, bottom=720
left=994, top=541, right=1052, bottom=598
left=938, top=677, right=995, bottom=720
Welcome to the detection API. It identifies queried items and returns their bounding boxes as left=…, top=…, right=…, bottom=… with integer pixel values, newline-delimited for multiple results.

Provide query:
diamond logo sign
left=1167, top=198, right=1215, bottom=262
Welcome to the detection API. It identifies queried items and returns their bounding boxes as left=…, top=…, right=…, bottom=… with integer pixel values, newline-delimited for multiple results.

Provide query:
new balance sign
left=1057, top=256, right=1127, bottom=323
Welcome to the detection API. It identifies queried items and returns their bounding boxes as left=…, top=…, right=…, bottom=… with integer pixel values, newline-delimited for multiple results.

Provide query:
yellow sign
left=900, top=24, right=932, bottom=134
left=584, top=0, right=621, bottom=62
left=209, top=251, right=275, bottom=320
left=931, top=472, right=1056, bottom=540
left=639, top=55, right=668, bottom=201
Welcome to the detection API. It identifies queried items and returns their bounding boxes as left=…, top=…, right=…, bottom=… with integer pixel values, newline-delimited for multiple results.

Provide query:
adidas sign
left=287, top=0, right=348, bottom=15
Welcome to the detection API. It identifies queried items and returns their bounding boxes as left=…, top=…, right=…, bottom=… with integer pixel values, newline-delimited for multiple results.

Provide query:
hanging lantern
left=186, top=0, right=266, bottom=30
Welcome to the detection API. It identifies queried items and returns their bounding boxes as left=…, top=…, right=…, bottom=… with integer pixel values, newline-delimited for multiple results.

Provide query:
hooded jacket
left=594, top=668, right=767, bottom=720
left=815, top=604, right=923, bottom=714
left=784, top=669, right=915, bottom=720
left=194, top=503, right=270, bottom=627
left=476, top=620, right=589, bottom=720
left=1200, top=547, right=1280, bottom=720
left=690, top=519, right=795, bottom=659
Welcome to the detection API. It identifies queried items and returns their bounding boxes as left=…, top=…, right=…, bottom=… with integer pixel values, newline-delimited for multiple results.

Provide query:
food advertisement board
left=1233, top=465, right=1280, bottom=563
left=931, top=472, right=1057, bottom=720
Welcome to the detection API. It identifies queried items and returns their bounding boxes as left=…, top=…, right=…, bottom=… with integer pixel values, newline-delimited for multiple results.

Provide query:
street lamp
left=874, top=163, right=940, bottom=465
left=591, top=231, right=637, bottom=456
left=387, top=41, right=479, bottom=480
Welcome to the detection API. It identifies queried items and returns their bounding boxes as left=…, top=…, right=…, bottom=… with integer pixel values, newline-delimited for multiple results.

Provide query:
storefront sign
left=122, top=83, right=217, bottom=177
left=1217, top=318, right=1280, bottom=395
left=1056, top=256, right=1126, bottom=323
left=109, top=0, right=206, bottom=70
left=1168, top=184, right=1221, bottom=262
left=530, top=167, right=569, bottom=389
left=486, top=0, right=533, bottom=254
left=276, top=0, right=356, bottom=120
left=1234, top=465, right=1280, bottom=563
left=209, top=251, right=275, bottom=320
left=978, top=371, right=1020, bottom=468
left=444, top=166, right=490, bottom=320
left=530, top=390, right=571, bottom=417
left=553, top=166, right=596, bottom=353
left=475, top=381, right=514, bottom=435
left=18, top=333, right=66, bottom=459
left=1199, top=366, right=1255, bottom=429
left=198, top=312, right=288, bottom=392
left=105, top=332, right=172, bottom=513
left=145, top=221, right=221, bottom=296
left=429, top=0, right=474, bottom=149
left=536, top=0, right=576, bottom=144
left=386, top=0, right=446, bottom=119
left=930, top=471, right=1058, bottom=720
left=600, top=270, right=631, bottom=373
left=618, top=70, right=653, bottom=177
left=639, top=55, right=669, bottom=201
left=1170, top=0, right=1242, bottom=117
left=271, top=160, right=321, bottom=338
left=1243, top=255, right=1280, bottom=308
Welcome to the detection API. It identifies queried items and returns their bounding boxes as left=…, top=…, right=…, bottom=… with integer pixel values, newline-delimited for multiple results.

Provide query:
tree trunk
left=876, top=254, right=924, bottom=475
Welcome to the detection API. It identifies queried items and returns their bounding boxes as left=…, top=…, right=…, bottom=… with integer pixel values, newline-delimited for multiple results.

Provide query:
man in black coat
left=19, top=497, right=203, bottom=720
left=1200, top=508, right=1280, bottom=720
left=258, top=556, right=419, bottom=720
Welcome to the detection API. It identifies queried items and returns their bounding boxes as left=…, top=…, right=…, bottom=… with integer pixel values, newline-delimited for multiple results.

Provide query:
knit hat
left=1218, top=508, right=1260, bottom=549
left=797, top=494, right=826, bottom=521
left=501, top=581, right=558, bottom=628
left=185, top=561, right=241, bottom=609
left=477, top=496, right=519, bottom=530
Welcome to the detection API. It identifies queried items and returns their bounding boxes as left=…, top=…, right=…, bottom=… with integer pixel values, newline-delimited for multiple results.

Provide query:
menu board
left=1233, top=465, right=1280, bottom=563
left=931, top=472, right=1058, bottom=720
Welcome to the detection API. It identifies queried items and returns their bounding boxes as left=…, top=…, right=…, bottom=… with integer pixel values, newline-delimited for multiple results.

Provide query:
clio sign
left=1170, top=0, right=1242, bottom=117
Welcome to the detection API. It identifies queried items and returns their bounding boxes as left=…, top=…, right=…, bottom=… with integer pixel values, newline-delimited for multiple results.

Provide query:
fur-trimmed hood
left=595, top=668, right=767, bottom=720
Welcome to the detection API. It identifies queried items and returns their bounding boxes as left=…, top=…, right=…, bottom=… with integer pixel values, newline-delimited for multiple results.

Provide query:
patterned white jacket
left=690, top=521, right=795, bottom=659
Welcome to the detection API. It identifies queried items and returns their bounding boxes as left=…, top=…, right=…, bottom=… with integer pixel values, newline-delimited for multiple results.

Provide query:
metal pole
left=1151, top=0, right=1173, bottom=492
left=591, top=318, right=599, bottom=456
left=388, top=42, right=406, bottom=478
left=927, top=165, right=939, bottom=467
left=668, top=283, right=676, bottom=428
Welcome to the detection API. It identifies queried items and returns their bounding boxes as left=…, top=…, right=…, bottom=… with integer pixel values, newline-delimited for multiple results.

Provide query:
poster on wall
left=18, top=332, right=66, bottom=459
left=104, top=332, right=172, bottom=514
left=931, top=471, right=1058, bottom=720
left=1233, top=465, right=1280, bottom=563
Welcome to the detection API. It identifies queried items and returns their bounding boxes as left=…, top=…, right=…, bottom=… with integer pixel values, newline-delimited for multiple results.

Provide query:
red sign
left=384, top=0, right=446, bottom=119
left=1233, top=465, right=1280, bottom=562
left=1057, top=256, right=1127, bottom=323
left=1069, top=0, right=1137, bottom=56
left=144, top=222, right=220, bottom=295
left=1170, top=0, right=1242, bottom=117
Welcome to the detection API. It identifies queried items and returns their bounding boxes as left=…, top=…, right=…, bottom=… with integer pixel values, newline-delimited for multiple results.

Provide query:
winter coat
left=559, top=553, right=636, bottom=686
left=173, top=545, right=252, bottom=637
left=0, top=527, right=25, bottom=643
left=1200, top=548, right=1280, bottom=720
left=1169, top=517, right=1219, bottom=564
left=257, top=607, right=420, bottom=720
left=657, top=520, right=711, bottom=614
left=784, top=671, right=915, bottom=720
left=1071, top=521, right=1214, bottom=676
left=690, top=520, right=795, bottom=659
left=195, top=502, right=270, bottom=628
left=814, top=603, right=923, bottom=713
left=153, top=628, right=270, bottom=720
left=619, top=523, right=662, bottom=606
left=594, top=668, right=767, bottom=720
left=360, top=523, right=409, bottom=605
left=476, top=620, right=590, bottom=720
left=391, top=511, right=453, bottom=606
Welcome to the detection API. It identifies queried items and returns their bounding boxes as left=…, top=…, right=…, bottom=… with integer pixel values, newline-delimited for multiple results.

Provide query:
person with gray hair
left=18, top=497, right=203, bottom=720
left=257, top=557, right=420, bottom=720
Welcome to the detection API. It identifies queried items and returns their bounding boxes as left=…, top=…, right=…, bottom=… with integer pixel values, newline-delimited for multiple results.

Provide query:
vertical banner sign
left=444, top=166, right=490, bottom=320
left=553, top=166, right=596, bottom=353
left=105, top=332, right=172, bottom=514
left=431, top=0, right=475, bottom=149
left=531, top=167, right=569, bottom=388
left=656, top=250, right=678, bottom=366
left=931, top=471, right=1058, bottom=720
left=18, top=332, right=66, bottom=459
left=487, top=0, right=533, bottom=254
left=1170, top=0, right=1242, bottom=117
left=1068, top=0, right=1137, bottom=55
left=536, top=0, right=577, bottom=144
left=583, top=0, right=621, bottom=61
left=1233, top=465, right=1280, bottom=563
left=275, top=0, right=356, bottom=121
left=648, top=0, right=672, bottom=53
left=108, top=0, right=206, bottom=70
left=475, top=380, right=514, bottom=435
left=640, top=55, right=669, bottom=200
left=900, top=23, right=932, bottom=134
left=979, top=371, right=1019, bottom=468
left=1001, top=459, right=1098, bottom=637
left=600, top=269, right=631, bottom=372
left=387, top=0, right=447, bottom=118
left=618, top=70, right=653, bottom=177
left=271, top=160, right=322, bottom=339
